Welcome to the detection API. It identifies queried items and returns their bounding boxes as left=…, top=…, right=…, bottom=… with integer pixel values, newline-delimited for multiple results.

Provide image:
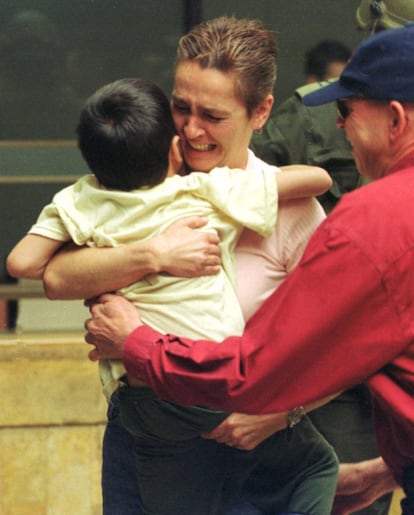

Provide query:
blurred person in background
left=304, top=39, right=351, bottom=84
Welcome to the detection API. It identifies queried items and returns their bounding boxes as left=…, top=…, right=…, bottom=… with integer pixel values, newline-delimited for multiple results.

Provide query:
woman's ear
left=253, top=94, right=274, bottom=131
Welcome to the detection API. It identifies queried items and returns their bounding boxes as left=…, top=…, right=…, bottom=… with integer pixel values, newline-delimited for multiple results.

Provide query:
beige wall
left=0, top=331, right=106, bottom=514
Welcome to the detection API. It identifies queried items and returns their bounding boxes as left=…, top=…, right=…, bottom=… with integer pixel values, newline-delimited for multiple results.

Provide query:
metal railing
left=1, top=140, right=82, bottom=302
left=0, top=283, right=45, bottom=300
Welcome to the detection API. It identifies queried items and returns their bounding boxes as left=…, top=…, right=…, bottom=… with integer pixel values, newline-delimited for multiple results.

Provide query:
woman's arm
left=201, top=393, right=339, bottom=450
left=277, top=165, right=332, bottom=199
left=42, top=163, right=330, bottom=300
left=43, top=216, right=221, bottom=300
left=6, top=234, right=64, bottom=280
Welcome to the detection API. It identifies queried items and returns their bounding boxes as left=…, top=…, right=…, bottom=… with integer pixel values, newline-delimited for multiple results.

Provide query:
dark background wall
left=204, top=0, right=363, bottom=104
left=0, top=0, right=363, bottom=263
left=0, top=0, right=363, bottom=139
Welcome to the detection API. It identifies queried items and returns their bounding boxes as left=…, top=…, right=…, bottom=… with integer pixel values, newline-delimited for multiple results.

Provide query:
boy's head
left=77, top=78, right=176, bottom=190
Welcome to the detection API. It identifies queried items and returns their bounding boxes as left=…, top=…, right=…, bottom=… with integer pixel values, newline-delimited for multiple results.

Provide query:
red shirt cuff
left=123, top=325, right=162, bottom=381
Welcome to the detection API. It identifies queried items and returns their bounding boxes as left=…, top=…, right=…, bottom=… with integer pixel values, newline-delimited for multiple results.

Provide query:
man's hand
left=152, top=216, right=221, bottom=277
left=84, top=294, right=141, bottom=361
left=202, top=411, right=289, bottom=451
left=332, top=457, right=398, bottom=515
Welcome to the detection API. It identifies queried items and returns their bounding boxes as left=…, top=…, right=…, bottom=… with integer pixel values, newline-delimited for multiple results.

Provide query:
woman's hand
left=202, top=393, right=341, bottom=450
left=153, top=216, right=222, bottom=277
left=202, top=411, right=288, bottom=450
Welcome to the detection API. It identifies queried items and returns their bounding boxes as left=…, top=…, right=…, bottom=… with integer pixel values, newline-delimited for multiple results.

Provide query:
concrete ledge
left=0, top=331, right=106, bottom=514
left=0, top=332, right=106, bottom=427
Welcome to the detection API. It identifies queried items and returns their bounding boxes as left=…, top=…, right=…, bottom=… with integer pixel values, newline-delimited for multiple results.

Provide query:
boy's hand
left=167, top=135, right=185, bottom=176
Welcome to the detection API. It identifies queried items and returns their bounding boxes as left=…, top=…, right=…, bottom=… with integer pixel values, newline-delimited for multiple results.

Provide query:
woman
left=43, top=16, right=337, bottom=515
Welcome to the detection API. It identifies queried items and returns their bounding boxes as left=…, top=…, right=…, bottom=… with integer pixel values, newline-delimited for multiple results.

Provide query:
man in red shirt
left=85, top=24, right=414, bottom=512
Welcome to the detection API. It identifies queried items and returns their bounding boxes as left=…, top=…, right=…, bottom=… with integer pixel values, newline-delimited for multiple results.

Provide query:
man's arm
left=44, top=216, right=221, bottom=300
left=84, top=293, right=341, bottom=448
left=85, top=221, right=405, bottom=415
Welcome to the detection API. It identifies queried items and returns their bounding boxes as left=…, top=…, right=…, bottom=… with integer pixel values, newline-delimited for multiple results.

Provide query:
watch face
left=288, top=406, right=305, bottom=428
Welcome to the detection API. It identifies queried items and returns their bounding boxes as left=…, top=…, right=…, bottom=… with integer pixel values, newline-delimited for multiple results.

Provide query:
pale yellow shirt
left=30, top=166, right=277, bottom=398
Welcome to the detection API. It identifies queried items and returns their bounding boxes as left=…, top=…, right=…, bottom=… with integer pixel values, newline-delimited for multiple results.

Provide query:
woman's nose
left=183, top=116, right=205, bottom=138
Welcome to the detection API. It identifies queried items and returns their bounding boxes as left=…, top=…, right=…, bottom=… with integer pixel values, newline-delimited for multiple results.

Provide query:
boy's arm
left=277, top=165, right=332, bottom=199
left=6, top=234, right=64, bottom=280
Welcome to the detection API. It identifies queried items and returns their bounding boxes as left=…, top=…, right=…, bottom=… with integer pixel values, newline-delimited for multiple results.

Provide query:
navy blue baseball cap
left=303, top=23, right=414, bottom=106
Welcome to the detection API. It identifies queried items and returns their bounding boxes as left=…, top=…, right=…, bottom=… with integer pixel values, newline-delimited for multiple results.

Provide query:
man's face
left=171, top=60, right=258, bottom=172
left=336, top=98, right=390, bottom=180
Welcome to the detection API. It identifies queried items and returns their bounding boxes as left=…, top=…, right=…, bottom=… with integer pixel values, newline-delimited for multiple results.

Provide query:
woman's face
left=171, top=60, right=271, bottom=172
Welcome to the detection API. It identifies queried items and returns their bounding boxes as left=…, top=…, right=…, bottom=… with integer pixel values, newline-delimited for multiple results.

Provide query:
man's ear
left=388, top=101, right=407, bottom=138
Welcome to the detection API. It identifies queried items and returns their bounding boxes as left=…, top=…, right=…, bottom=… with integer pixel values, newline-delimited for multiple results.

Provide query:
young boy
left=7, top=78, right=333, bottom=514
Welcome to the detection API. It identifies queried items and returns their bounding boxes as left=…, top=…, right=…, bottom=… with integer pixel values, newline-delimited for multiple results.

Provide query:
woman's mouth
left=188, top=142, right=216, bottom=152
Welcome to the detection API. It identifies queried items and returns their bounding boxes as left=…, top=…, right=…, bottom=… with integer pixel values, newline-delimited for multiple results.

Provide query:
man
left=251, top=3, right=414, bottom=513
left=85, top=24, right=414, bottom=513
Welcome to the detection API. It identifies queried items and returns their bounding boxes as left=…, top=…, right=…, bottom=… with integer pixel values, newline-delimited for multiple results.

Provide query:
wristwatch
left=287, top=406, right=305, bottom=429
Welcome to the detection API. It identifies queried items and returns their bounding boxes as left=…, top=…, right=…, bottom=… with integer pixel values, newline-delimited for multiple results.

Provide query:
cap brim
left=302, top=80, right=356, bottom=106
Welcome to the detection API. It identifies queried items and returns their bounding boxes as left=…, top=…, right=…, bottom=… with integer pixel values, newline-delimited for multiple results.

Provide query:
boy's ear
left=167, top=136, right=184, bottom=176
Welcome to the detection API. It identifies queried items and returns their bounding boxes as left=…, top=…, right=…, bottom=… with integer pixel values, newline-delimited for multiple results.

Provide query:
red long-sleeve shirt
left=123, top=154, right=414, bottom=482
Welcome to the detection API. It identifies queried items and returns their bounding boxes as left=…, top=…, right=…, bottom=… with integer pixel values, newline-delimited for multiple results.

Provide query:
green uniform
left=251, top=83, right=391, bottom=515
left=251, top=82, right=360, bottom=213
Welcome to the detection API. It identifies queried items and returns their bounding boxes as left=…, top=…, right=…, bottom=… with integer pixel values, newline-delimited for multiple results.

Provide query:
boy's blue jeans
left=102, top=391, right=263, bottom=514
left=102, top=391, right=330, bottom=515
left=401, top=464, right=414, bottom=514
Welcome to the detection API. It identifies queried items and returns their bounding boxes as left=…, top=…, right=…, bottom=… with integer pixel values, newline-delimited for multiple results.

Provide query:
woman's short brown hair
left=175, top=16, right=277, bottom=117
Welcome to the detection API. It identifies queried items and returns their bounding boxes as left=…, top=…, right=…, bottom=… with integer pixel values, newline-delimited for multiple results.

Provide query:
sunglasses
left=336, top=99, right=351, bottom=121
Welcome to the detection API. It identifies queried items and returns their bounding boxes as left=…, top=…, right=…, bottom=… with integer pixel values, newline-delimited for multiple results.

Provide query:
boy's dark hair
left=77, top=78, right=176, bottom=190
